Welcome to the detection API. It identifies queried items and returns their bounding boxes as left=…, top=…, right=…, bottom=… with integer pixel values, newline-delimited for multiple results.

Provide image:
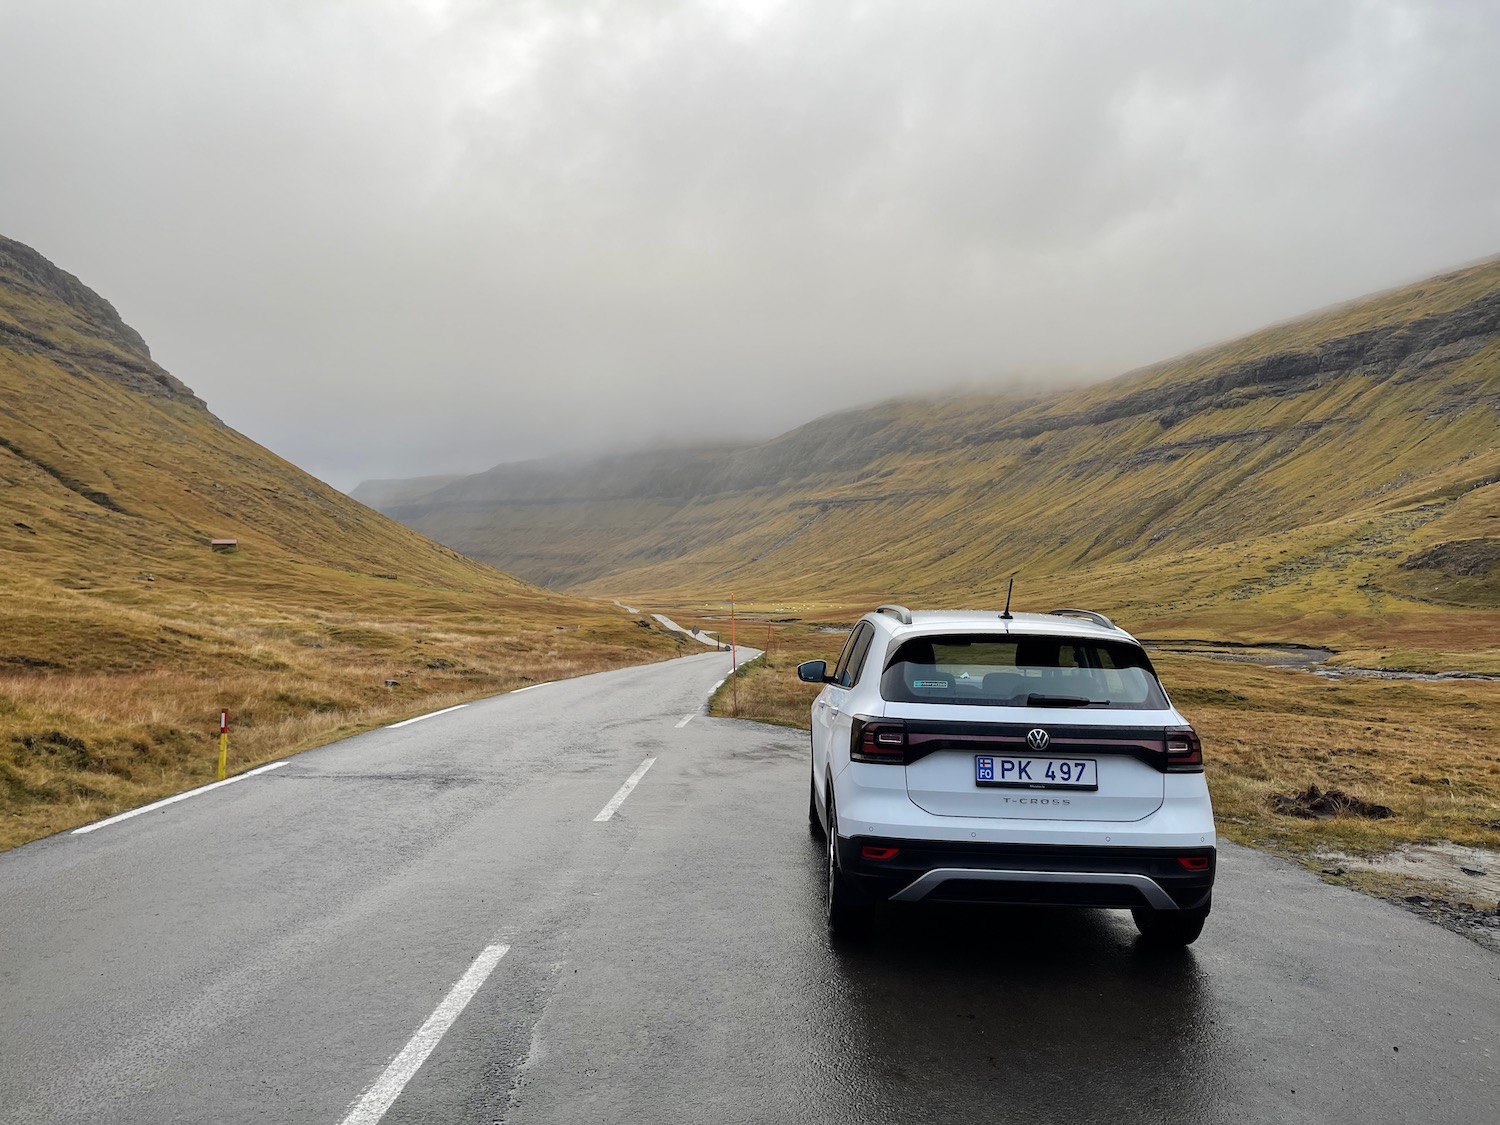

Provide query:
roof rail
left=1048, top=608, right=1118, bottom=631
left=874, top=604, right=913, bottom=625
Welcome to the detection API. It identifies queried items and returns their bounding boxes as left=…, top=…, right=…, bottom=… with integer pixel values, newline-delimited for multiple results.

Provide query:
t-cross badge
left=799, top=605, right=1216, bottom=946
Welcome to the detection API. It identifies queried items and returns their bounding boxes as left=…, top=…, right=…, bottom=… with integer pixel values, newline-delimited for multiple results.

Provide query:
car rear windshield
left=880, top=633, right=1169, bottom=709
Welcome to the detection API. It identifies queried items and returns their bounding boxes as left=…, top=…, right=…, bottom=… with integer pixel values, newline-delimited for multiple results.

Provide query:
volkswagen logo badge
left=1026, top=728, right=1050, bottom=751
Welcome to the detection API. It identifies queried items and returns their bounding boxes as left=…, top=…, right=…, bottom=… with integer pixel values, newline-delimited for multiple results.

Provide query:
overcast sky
left=2, top=0, right=1498, bottom=489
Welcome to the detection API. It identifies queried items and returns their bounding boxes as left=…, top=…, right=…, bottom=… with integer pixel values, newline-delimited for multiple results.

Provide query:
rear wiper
left=1026, top=694, right=1108, bottom=708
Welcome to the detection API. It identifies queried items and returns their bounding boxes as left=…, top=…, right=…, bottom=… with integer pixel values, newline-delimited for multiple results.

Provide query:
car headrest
left=897, top=640, right=937, bottom=667
left=1014, top=638, right=1059, bottom=667
left=982, top=671, right=1022, bottom=693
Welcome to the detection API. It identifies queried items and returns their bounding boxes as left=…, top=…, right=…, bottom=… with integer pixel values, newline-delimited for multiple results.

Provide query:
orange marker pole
left=730, top=595, right=738, bottom=718
left=218, top=710, right=229, bottom=780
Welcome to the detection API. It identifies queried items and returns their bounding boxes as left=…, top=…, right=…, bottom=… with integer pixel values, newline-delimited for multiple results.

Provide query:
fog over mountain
left=2, top=0, right=1498, bottom=489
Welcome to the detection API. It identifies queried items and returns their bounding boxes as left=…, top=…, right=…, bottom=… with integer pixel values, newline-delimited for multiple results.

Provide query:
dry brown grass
left=711, top=651, right=820, bottom=730
left=1156, top=653, right=1500, bottom=855
left=0, top=579, right=676, bottom=849
left=708, top=628, right=842, bottom=730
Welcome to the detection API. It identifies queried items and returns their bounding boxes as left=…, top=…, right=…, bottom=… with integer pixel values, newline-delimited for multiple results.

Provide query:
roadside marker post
left=218, top=711, right=228, bottom=780
left=730, top=595, right=738, bottom=718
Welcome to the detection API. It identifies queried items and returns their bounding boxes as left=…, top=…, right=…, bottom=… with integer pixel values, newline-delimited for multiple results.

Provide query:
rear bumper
left=839, top=837, right=1215, bottom=910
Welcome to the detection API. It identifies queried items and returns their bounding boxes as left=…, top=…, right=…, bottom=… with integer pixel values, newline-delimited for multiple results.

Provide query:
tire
left=824, top=787, right=869, bottom=938
left=1131, top=896, right=1210, bottom=947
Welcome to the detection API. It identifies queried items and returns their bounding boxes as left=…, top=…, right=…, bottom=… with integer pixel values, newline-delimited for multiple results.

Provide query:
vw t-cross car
left=799, top=605, right=1216, bottom=945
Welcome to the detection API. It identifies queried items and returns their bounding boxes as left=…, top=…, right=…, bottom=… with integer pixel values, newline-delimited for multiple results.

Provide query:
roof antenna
left=1000, top=576, right=1015, bottom=620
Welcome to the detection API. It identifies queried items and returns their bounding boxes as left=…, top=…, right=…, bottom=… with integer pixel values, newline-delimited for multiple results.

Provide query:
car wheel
left=824, top=788, right=868, bottom=937
left=1131, top=896, right=1210, bottom=947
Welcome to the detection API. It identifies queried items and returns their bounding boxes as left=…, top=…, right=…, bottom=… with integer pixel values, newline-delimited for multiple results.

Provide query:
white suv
left=799, top=605, right=1216, bottom=946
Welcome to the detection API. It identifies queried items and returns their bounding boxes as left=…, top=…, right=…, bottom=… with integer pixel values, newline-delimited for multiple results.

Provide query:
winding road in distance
left=1, top=649, right=1495, bottom=1124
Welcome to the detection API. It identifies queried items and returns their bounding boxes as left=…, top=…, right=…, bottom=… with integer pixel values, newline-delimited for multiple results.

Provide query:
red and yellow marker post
left=218, top=710, right=229, bottom=780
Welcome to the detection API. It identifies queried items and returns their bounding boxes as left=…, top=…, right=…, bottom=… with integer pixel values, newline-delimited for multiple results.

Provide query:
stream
left=1145, top=641, right=1500, bottom=682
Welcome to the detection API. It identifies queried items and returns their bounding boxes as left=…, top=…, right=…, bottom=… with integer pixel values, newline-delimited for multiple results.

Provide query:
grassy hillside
left=0, top=235, right=676, bottom=849
left=364, top=257, right=1500, bottom=670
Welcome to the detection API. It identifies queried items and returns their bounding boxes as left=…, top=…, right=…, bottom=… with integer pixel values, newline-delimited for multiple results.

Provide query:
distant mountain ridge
left=359, top=256, right=1500, bottom=639
left=961, top=285, right=1500, bottom=443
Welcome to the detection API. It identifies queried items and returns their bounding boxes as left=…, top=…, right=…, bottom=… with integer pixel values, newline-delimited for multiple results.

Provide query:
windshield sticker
left=913, top=679, right=950, bottom=689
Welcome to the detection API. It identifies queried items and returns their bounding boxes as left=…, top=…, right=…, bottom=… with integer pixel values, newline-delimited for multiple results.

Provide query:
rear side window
left=880, top=634, right=1168, bottom=709
left=833, top=622, right=875, bottom=688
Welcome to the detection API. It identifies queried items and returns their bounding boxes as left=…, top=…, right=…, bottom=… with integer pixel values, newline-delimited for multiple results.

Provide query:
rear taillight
left=851, top=718, right=907, bottom=764
left=1177, top=856, right=1211, bottom=871
left=1164, top=726, right=1203, bottom=773
left=861, top=846, right=901, bottom=860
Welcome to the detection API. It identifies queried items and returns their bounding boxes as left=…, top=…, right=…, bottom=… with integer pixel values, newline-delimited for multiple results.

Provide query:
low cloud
left=2, top=0, right=1498, bottom=487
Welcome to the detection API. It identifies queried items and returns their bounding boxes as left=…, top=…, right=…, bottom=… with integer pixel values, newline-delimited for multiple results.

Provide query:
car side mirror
left=797, top=659, right=831, bottom=684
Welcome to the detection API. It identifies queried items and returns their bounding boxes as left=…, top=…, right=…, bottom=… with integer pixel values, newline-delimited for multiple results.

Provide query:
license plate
left=975, top=756, right=1098, bottom=791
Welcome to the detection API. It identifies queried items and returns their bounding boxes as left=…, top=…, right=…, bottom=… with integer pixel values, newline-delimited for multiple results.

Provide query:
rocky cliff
left=0, top=236, right=206, bottom=407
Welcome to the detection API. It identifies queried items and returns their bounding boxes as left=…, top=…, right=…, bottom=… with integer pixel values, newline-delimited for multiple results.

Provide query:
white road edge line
left=71, top=762, right=288, bottom=835
left=593, top=756, right=657, bottom=822
left=708, top=677, right=726, bottom=697
left=510, top=681, right=554, bottom=694
left=338, top=943, right=511, bottom=1125
left=386, top=703, right=469, bottom=729
left=674, top=714, right=695, bottom=728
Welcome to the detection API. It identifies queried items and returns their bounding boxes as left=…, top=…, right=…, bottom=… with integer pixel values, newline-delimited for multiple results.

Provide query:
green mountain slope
left=0, top=235, right=672, bottom=847
left=364, top=257, right=1500, bottom=663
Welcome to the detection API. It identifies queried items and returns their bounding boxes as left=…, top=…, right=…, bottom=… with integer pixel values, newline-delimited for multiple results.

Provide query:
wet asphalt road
left=1, top=650, right=1496, bottom=1124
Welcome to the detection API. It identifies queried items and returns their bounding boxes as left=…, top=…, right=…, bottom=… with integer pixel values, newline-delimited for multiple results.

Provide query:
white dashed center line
left=593, top=757, right=657, bottom=822
left=338, top=943, right=511, bottom=1125
left=386, top=703, right=468, bottom=729
left=674, top=714, right=695, bottom=728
